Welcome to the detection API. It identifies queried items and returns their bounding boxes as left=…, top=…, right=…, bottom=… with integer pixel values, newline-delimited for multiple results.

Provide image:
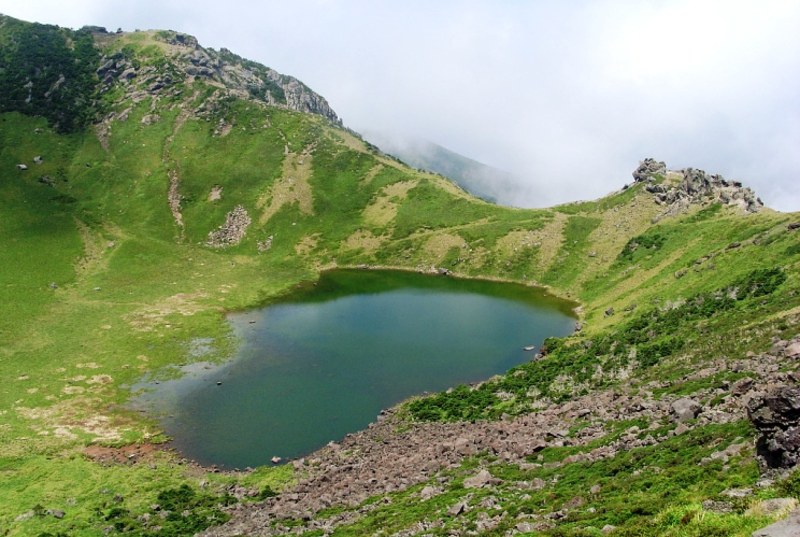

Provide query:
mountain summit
left=0, top=14, right=340, bottom=132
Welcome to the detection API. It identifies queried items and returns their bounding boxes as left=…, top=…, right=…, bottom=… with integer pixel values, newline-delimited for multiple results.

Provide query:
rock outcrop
left=93, top=30, right=340, bottom=124
left=632, top=158, right=666, bottom=182
left=633, top=158, right=763, bottom=216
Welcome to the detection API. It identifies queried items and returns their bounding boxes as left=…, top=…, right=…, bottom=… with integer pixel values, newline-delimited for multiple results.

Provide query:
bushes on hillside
left=408, top=267, right=787, bottom=422
left=0, top=21, right=99, bottom=132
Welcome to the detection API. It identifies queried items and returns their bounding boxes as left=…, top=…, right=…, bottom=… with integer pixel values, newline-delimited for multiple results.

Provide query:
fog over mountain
left=3, top=0, right=799, bottom=210
left=361, top=130, right=530, bottom=206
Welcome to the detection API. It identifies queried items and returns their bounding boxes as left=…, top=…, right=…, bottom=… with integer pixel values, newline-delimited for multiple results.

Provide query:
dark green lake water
left=135, top=270, right=577, bottom=469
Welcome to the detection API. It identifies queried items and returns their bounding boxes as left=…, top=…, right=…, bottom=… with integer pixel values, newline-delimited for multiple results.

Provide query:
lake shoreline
left=135, top=268, right=577, bottom=469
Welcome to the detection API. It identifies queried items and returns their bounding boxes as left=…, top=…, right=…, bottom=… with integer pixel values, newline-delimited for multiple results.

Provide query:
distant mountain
left=362, top=131, right=529, bottom=205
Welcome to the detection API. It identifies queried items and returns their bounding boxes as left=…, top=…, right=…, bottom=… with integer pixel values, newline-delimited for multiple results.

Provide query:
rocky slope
left=92, top=28, right=340, bottom=124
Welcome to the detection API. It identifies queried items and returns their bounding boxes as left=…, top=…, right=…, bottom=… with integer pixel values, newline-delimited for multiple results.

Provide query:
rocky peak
left=632, top=158, right=667, bottom=183
left=633, top=158, right=763, bottom=217
left=93, top=29, right=340, bottom=124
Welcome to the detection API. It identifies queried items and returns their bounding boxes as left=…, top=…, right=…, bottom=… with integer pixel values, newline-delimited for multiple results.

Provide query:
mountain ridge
left=0, top=14, right=340, bottom=133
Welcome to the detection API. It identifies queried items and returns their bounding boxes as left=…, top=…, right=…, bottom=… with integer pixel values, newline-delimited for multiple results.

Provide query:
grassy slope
left=0, top=34, right=799, bottom=537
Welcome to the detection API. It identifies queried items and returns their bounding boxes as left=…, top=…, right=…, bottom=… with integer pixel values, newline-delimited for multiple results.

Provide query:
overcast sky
left=3, top=1, right=799, bottom=211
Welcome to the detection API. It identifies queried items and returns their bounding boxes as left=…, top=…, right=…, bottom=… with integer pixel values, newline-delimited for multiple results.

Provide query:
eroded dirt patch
left=126, top=292, right=209, bottom=331
left=15, top=396, right=131, bottom=443
left=84, top=443, right=163, bottom=465
left=422, top=233, right=469, bottom=264
left=295, top=234, right=320, bottom=256
left=362, top=180, right=417, bottom=228
left=360, top=164, right=385, bottom=187
left=528, top=212, right=567, bottom=273
left=342, top=230, right=384, bottom=254
left=258, top=146, right=315, bottom=225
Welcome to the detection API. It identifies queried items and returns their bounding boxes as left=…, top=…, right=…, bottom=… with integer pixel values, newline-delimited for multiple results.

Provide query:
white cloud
left=2, top=0, right=798, bottom=210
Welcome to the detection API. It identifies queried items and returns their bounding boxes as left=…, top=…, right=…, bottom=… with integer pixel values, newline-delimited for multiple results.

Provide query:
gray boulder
left=752, top=509, right=800, bottom=537
left=632, top=158, right=667, bottom=182
left=747, top=384, right=800, bottom=468
left=671, top=398, right=702, bottom=423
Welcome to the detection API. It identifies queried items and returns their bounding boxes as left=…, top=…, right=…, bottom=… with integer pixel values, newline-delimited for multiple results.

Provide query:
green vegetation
left=0, top=16, right=99, bottom=131
left=1, top=14, right=800, bottom=537
left=408, top=267, right=790, bottom=421
left=617, top=231, right=667, bottom=262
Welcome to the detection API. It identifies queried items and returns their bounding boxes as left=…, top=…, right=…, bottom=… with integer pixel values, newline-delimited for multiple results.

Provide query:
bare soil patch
left=84, top=443, right=163, bottom=465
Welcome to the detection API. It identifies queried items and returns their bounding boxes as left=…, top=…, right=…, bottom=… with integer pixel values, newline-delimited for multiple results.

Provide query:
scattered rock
left=747, top=384, right=800, bottom=468
left=208, top=185, right=223, bottom=202
left=721, top=488, right=753, bottom=500
left=516, top=521, right=535, bottom=533
left=140, top=114, right=160, bottom=125
left=207, top=205, right=251, bottom=248
left=632, top=158, right=667, bottom=182
left=33, top=155, right=43, bottom=164
left=257, top=235, right=273, bottom=253
left=785, top=342, right=800, bottom=359
left=14, top=511, right=34, bottom=522
left=703, top=499, right=733, bottom=513
left=748, top=498, right=799, bottom=517
left=448, top=501, right=467, bottom=517
left=16, top=164, right=28, bottom=170
left=463, top=469, right=493, bottom=489
left=671, top=398, right=702, bottom=423
left=787, top=223, right=800, bottom=231
left=529, top=478, right=547, bottom=490
left=601, top=524, right=617, bottom=534
left=563, top=495, right=585, bottom=509
left=604, top=307, right=615, bottom=317
left=732, top=378, right=755, bottom=396
left=419, top=486, right=439, bottom=500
